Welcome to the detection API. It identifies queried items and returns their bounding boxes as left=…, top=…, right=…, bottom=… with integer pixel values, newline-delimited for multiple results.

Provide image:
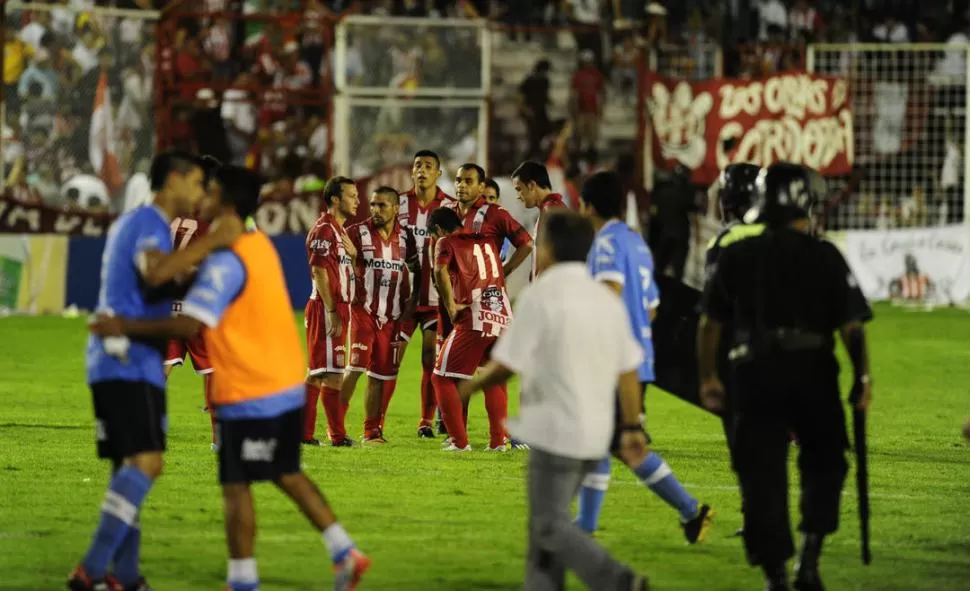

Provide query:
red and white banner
left=89, top=71, right=125, bottom=195
left=645, top=71, right=855, bottom=185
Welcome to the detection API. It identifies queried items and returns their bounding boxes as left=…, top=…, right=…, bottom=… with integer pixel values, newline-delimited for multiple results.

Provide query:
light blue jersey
left=86, top=206, right=174, bottom=388
left=587, top=220, right=660, bottom=383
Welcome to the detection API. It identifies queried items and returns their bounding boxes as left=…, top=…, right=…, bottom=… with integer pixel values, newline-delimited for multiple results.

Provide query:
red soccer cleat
left=333, top=549, right=371, bottom=591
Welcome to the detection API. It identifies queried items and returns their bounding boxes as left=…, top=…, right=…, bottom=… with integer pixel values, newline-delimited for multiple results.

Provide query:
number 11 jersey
left=434, top=233, right=512, bottom=338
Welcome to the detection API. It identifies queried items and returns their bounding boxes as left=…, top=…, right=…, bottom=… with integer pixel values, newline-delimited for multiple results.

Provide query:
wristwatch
left=620, top=424, right=642, bottom=433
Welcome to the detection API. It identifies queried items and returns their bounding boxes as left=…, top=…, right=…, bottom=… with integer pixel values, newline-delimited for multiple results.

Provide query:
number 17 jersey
left=435, top=233, right=512, bottom=337
left=587, top=220, right=660, bottom=383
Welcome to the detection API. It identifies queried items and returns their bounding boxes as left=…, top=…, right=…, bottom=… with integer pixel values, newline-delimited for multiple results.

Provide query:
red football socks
left=431, top=374, right=468, bottom=448
left=321, top=386, right=346, bottom=443
left=379, top=379, right=396, bottom=431
left=303, top=383, right=320, bottom=440
left=419, top=368, right=437, bottom=426
left=203, top=374, right=216, bottom=442
left=483, top=384, right=508, bottom=449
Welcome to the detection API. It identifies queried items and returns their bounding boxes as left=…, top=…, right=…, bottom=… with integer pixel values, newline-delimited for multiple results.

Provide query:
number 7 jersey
left=587, top=220, right=660, bottom=383
left=435, top=233, right=512, bottom=337
left=169, top=216, right=211, bottom=311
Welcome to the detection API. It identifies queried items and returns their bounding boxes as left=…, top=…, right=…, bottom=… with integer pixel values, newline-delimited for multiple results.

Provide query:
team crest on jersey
left=481, top=286, right=504, bottom=312
left=311, top=238, right=331, bottom=256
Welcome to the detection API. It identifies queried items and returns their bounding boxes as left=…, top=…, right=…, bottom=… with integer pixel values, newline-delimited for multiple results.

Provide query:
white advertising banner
left=843, top=225, right=970, bottom=304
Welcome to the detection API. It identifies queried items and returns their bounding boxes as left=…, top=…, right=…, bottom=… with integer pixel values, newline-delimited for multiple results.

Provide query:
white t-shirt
left=61, top=174, right=110, bottom=209
left=492, top=262, right=643, bottom=460
left=20, top=23, right=47, bottom=53
left=221, top=89, right=256, bottom=134
left=568, top=0, right=603, bottom=24
left=758, top=0, right=787, bottom=39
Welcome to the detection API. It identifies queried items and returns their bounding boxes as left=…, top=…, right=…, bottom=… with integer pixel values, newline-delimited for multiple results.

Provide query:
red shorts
left=305, top=298, right=351, bottom=376
left=434, top=327, right=496, bottom=380
left=164, top=336, right=212, bottom=374
left=398, top=307, right=439, bottom=342
left=348, top=307, right=402, bottom=380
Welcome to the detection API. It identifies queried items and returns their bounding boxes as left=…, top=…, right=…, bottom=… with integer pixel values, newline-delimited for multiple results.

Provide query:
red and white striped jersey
left=306, top=212, right=355, bottom=304
left=435, top=233, right=512, bottom=337
left=169, top=216, right=210, bottom=313
left=347, top=218, right=418, bottom=325
left=398, top=187, right=453, bottom=310
left=444, top=197, right=532, bottom=263
left=531, top=193, right=567, bottom=281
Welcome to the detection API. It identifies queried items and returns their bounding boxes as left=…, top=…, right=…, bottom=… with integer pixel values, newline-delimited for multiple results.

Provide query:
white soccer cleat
left=441, top=442, right=471, bottom=452
left=484, top=444, right=508, bottom=452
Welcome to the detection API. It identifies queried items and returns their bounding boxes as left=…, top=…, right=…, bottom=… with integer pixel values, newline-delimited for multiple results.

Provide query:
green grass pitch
left=1, top=305, right=969, bottom=591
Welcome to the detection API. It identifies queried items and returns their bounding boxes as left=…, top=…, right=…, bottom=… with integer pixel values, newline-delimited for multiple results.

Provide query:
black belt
left=729, top=329, right=827, bottom=362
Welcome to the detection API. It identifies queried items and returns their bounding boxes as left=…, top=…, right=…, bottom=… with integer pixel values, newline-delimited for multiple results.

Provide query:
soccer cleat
left=332, top=437, right=354, bottom=447
left=362, top=430, right=387, bottom=444
left=440, top=436, right=454, bottom=448
left=67, top=566, right=117, bottom=591
left=682, top=504, right=714, bottom=544
left=302, top=438, right=323, bottom=446
left=509, top=437, right=530, bottom=450
left=210, top=442, right=219, bottom=452
left=417, top=425, right=435, bottom=438
left=484, top=444, right=508, bottom=452
left=436, top=420, right=448, bottom=436
left=441, top=442, right=472, bottom=452
left=122, top=577, right=153, bottom=591
left=333, top=548, right=371, bottom=591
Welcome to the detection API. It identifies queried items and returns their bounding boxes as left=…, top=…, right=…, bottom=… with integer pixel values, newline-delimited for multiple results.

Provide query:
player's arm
left=308, top=225, right=342, bottom=335
left=697, top=246, right=734, bottom=412
left=829, top=243, right=874, bottom=411
left=434, top=239, right=463, bottom=321
left=499, top=210, right=534, bottom=277
left=139, top=214, right=243, bottom=288
left=92, top=252, right=245, bottom=340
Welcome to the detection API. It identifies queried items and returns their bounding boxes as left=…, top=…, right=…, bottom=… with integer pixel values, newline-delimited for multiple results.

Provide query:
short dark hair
left=149, top=150, right=205, bottom=191
left=457, top=163, right=485, bottom=183
left=200, top=154, right=223, bottom=185
left=371, top=185, right=399, bottom=201
left=511, top=161, right=552, bottom=190
left=540, top=210, right=594, bottom=264
left=484, top=177, right=500, bottom=198
left=323, top=176, right=356, bottom=207
left=580, top=171, right=624, bottom=219
left=427, top=207, right=463, bottom=234
left=214, top=165, right=264, bottom=219
left=413, top=150, right=441, bottom=169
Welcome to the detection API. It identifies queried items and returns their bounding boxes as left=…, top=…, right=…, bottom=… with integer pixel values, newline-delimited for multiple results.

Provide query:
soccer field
left=1, top=306, right=968, bottom=591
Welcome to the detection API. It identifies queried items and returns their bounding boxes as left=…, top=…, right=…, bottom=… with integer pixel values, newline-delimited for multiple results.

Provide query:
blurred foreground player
left=70, top=151, right=229, bottom=591
left=428, top=207, right=513, bottom=451
left=576, top=171, right=713, bottom=543
left=90, top=165, right=371, bottom=591
left=397, top=151, right=453, bottom=437
left=342, top=187, right=419, bottom=443
left=698, top=162, right=873, bottom=591
left=458, top=210, right=650, bottom=591
left=163, top=156, right=223, bottom=450
left=304, top=178, right=359, bottom=446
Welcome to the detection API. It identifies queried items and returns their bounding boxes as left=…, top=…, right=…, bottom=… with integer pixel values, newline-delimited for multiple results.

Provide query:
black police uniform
left=701, top=201, right=872, bottom=571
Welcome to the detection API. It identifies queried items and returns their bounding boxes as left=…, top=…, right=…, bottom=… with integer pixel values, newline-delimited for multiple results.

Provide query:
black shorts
left=609, top=382, right=651, bottom=454
left=216, top=407, right=302, bottom=485
left=91, top=380, right=167, bottom=461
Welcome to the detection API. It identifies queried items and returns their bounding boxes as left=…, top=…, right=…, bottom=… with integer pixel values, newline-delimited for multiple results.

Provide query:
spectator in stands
left=19, top=11, right=53, bottom=54
left=18, top=49, right=59, bottom=101
left=789, top=0, right=823, bottom=42
left=570, top=49, right=605, bottom=163
left=757, top=0, right=787, bottom=41
left=4, top=18, right=33, bottom=115
left=872, top=12, right=909, bottom=42
left=563, top=0, right=605, bottom=67
left=611, top=34, right=640, bottom=105
left=519, top=59, right=553, bottom=161
left=222, top=71, right=258, bottom=166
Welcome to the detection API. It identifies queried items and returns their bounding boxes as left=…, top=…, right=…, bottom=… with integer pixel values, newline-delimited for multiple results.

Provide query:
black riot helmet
left=746, top=162, right=827, bottom=227
left=709, top=163, right=760, bottom=221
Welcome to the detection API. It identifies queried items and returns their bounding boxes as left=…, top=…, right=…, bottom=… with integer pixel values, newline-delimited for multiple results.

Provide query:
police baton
left=849, top=382, right=872, bottom=565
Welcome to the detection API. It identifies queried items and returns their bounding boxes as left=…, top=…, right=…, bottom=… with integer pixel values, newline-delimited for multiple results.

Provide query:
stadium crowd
left=2, top=0, right=969, bottom=228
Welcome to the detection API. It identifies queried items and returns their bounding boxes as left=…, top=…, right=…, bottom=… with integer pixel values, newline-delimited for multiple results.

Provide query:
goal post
left=331, top=15, right=491, bottom=178
left=807, top=43, right=970, bottom=229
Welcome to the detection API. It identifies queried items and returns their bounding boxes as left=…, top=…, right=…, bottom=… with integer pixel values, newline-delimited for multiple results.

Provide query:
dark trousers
left=651, top=235, right=689, bottom=281
left=731, top=360, right=849, bottom=567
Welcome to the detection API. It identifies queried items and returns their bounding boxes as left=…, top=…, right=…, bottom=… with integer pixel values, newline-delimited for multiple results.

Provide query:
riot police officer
left=697, top=162, right=873, bottom=591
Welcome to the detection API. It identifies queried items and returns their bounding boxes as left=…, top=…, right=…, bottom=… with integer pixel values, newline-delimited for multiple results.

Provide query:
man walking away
left=460, top=209, right=650, bottom=591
